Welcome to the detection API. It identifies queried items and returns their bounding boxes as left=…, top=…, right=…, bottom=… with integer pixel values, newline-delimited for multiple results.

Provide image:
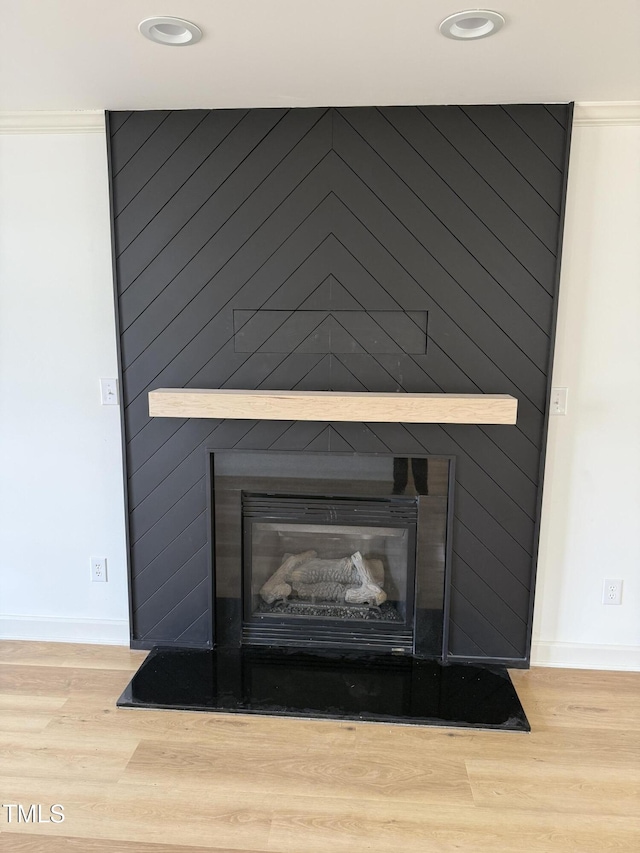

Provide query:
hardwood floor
left=0, top=641, right=638, bottom=852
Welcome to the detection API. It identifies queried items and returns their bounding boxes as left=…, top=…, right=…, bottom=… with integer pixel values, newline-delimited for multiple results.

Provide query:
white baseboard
left=532, top=640, right=640, bottom=671
left=0, top=614, right=129, bottom=646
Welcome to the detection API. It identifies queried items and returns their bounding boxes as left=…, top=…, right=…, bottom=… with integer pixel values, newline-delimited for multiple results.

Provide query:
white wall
left=532, top=120, right=640, bottom=670
left=0, top=122, right=129, bottom=644
left=0, top=111, right=638, bottom=667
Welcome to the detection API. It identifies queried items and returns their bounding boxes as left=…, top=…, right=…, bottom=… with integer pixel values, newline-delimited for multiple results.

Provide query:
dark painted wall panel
left=108, top=105, right=571, bottom=659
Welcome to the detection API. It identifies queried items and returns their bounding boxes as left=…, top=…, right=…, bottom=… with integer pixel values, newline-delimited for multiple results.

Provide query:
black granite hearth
left=118, top=646, right=530, bottom=732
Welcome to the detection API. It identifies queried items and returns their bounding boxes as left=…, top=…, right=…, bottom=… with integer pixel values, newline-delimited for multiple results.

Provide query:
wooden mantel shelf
left=148, top=389, right=518, bottom=425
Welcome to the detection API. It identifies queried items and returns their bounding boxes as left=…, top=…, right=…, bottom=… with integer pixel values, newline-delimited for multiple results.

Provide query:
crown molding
left=574, top=101, right=640, bottom=126
left=0, top=110, right=104, bottom=134
left=1, top=104, right=638, bottom=133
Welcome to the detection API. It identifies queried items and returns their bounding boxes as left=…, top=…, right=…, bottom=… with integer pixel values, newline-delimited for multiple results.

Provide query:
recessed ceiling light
left=439, top=10, right=505, bottom=40
left=138, top=16, right=203, bottom=47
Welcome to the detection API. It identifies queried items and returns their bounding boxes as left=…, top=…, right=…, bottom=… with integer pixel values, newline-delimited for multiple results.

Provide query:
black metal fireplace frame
left=207, top=449, right=456, bottom=661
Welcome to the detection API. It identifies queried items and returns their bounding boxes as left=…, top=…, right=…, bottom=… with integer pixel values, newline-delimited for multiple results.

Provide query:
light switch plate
left=550, top=387, right=568, bottom=415
left=100, top=378, right=119, bottom=406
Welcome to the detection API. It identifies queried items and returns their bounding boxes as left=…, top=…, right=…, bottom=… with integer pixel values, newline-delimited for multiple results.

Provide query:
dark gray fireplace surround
left=107, top=103, right=572, bottom=667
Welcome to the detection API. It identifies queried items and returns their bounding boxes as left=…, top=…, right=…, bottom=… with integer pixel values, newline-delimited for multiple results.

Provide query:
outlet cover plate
left=91, top=557, right=108, bottom=582
left=602, top=578, right=622, bottom=605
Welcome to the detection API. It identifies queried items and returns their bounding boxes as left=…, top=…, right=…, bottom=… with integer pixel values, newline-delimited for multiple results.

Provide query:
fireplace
left=243, top=493, right=417, bottom=651
left=118, top=447, right=529, bottom=728
left=119, top=445, right=529, bottom=729
left=109, top=103, right=571, bottom=730
left=211, top=451, right=454, bottom=659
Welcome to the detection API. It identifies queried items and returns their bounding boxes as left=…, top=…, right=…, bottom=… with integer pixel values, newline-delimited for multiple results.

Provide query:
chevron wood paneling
left=108, top=105, right=572, bottom=661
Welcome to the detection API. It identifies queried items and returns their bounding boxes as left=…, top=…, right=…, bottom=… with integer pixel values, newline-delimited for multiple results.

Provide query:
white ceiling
left=2, top=0, right=639, bottom=110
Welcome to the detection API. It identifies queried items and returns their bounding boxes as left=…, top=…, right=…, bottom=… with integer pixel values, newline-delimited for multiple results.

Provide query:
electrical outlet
left=100, top=378, right=119, bottom=406
left=90, top=557, right=108, bottom=583
left=602, top=578, right=622, bottom=605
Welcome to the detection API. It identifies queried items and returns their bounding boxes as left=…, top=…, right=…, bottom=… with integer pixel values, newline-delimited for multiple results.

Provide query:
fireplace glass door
left=242, top=493, right=417, bottom=652
left=212, top=451, right=453, bottom=659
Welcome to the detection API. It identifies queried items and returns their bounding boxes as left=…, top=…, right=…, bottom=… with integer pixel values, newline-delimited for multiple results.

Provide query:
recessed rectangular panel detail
left=233, top=310, right=428, bottom=354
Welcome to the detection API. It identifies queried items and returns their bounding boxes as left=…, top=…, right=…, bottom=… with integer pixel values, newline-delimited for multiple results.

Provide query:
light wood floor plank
left=0, top=778, right=273, bottom=850
left=0, top=834, right=264, bottom=853
left=466, top=758, right=640, bottom=817
left=265, top=797, right=640, bottom=853
left=0, top=730, right=140, bottom=782
left=0, top=641, right=146, bottom=671
left=511, top=667, right=640, bottom=730
left=119, top=737, right=473, bottom=806
left=46, top=701, right=359, bottom=750
left=0, top=711, right=55, bottom=734
left=0, top=695, right=68, bottom=712
left=353, top=721, right=640, bottom=767
left=0, top=664, right=136, bottom=699
left=510, top=666, right=640, bottom=691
